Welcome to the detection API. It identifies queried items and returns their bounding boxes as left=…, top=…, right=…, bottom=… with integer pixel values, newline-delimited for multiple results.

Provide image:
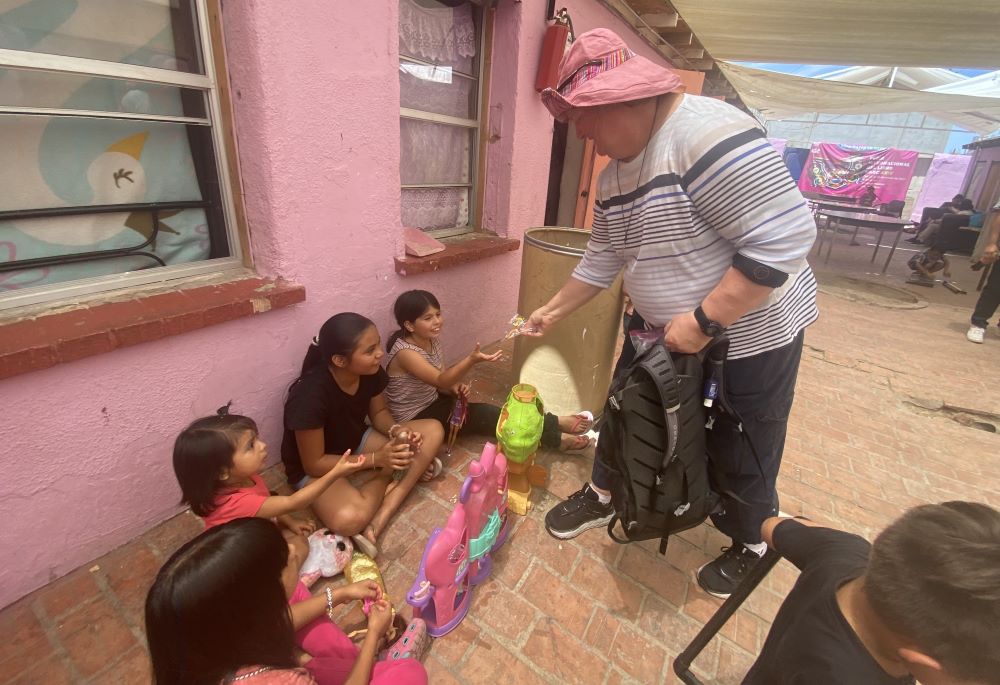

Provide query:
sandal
left=567, top=411, right=594, bottom=435
left=382, top=618, right=431, bottom=662
left=419, top=457, right=443, bottom=482
left=560, top=433, right=595, bottom=453
left=349, top=533, right=379, bottom=561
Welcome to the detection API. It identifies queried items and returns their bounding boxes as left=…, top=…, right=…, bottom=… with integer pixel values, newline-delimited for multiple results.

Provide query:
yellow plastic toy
left=496, top=384, right=548, bottom=515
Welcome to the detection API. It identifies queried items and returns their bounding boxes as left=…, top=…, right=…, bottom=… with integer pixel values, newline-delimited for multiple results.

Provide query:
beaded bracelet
left=325, top=586, right=335, bottom=622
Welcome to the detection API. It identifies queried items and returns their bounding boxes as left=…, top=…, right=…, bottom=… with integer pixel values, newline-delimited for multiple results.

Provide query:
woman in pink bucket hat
left=534, top=28, right=820, bottom=600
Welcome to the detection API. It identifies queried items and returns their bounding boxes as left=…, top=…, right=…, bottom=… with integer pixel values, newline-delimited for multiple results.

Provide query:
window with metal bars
left=398, top=0, right=486, bottom=238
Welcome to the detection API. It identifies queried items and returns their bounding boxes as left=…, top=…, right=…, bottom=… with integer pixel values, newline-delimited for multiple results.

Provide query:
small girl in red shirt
left=172, top=410, right=367, bottom=553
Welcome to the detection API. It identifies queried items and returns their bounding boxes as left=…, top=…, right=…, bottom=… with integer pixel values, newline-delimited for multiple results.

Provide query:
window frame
left=0, top=0, right=248, bottom=312
left=398, top=0, right=490, bottom=240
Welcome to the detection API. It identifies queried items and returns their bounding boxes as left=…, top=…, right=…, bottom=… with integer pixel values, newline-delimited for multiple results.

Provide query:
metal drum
left=513, top=228, right=623, bottom=417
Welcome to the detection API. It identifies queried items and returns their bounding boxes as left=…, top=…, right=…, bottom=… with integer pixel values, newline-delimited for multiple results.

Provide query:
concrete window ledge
left=0, top=274, right=305, bottom=380
left=394, top=233, right=520, bottom=276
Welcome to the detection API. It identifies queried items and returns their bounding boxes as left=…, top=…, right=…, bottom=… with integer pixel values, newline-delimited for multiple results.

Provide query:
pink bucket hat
left=540, top=28, right=684, bottom=122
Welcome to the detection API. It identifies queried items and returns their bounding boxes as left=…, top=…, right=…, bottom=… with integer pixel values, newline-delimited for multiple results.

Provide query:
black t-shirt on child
left=281, top=366, right=389, bottom=484
left=743, top=520, right=915, bottom=685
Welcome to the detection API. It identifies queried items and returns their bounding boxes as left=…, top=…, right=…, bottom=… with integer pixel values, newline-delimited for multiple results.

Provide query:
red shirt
left=203, top=473, right=269, bottom=529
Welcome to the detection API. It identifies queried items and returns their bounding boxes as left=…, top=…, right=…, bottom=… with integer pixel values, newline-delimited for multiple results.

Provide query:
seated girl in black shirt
left=282, top=313, right=444, bottom=556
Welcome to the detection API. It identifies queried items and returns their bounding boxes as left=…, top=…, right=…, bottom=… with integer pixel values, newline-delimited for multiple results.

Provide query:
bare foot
left=363, top=524, right=378, bottom=547
left=557, top=411, right=594, bottom=435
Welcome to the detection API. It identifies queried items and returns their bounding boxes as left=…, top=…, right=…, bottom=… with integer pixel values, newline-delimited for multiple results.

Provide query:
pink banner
left=798, top=143, right=919, bottom=204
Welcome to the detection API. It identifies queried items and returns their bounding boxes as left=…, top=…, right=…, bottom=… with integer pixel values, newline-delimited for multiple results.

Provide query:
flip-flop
left=419, top=457, right=443, bottom=482
left=567, top=411, right=594, bottom=435
left=350, top=533, right=379, bottom=559
left=560, top=433, right=595, bottom=453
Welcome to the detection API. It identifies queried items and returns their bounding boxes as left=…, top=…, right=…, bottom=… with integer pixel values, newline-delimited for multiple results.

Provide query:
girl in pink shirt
left=146, top=518, right=427, bottom=685
left=172, top=411, right=367, bottom=562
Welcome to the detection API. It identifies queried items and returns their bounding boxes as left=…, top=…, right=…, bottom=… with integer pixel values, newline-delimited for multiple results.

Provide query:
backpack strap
left=633, top=343, right=681, bottom=471
left=702, top=336, right=770, bottom=500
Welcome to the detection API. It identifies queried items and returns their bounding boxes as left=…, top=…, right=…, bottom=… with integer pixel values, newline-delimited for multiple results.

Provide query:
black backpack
left=598, top=337, right=736, bottom=554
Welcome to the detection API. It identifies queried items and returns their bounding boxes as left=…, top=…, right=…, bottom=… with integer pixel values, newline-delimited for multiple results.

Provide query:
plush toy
left=299, top=529, right=353, bottom=587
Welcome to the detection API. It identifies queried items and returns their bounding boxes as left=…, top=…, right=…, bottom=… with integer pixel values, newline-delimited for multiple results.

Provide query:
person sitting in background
left=910, top=198, right=974, bottom=245
left=914, top=193, right=965, bottom=234
left=858, top=185, right=878, bottom=207
left=906, top=243, right=951, bottom=286
left=744, top=502, right=1000, bottom=685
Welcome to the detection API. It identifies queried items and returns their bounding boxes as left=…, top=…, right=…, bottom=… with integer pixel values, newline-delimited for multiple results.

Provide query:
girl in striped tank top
left=384, top=291, right=594, bottom=453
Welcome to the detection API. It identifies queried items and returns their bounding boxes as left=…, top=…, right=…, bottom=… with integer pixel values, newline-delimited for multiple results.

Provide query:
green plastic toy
left=496, top=384, right=545, bottom=465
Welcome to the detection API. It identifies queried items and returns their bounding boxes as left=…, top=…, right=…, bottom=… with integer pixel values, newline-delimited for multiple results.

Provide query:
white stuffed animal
left=299, top=529, right=354, bottom=587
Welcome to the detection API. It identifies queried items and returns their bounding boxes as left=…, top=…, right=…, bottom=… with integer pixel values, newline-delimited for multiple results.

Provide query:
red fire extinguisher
left=535, top=8, right=573, bottom=92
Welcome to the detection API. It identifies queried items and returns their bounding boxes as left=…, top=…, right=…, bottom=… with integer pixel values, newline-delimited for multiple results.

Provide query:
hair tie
left=216, top=400, right=233, bottom=417
left=311, top=335, right=320, bottom=347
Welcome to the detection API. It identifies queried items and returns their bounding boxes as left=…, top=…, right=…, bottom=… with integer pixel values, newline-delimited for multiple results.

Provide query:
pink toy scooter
left=406, top=503, right=471, bottom=638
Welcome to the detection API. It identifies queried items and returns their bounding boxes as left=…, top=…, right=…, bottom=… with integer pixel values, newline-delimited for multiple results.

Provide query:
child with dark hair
left=906, top=243, right=951, bottom=287
left=145, top=518, right=428, bottom=685
left=745, top=502, right=1000, bottom=685
left=859, top=185, right=878, bottom=207
left=384, top=290, right=595, bottom=452
left=173, top=412, right=366, bottom=529
left=281, top=313, right=444, bottom=557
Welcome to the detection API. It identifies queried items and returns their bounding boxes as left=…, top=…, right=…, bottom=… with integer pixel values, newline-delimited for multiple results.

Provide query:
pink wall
left=0, top=0, right=675, bottom=608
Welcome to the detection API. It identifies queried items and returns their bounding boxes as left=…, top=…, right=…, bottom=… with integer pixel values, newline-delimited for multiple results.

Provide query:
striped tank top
left=385, top=337, right=443, bottom=422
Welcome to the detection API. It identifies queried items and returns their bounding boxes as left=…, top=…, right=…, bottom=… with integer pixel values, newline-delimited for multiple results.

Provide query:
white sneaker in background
left=967, top=326, right=986, bottom=344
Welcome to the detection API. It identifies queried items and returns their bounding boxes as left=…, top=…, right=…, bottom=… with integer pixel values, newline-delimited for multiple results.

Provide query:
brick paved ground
left=3, top=258, right=1000, bottom=683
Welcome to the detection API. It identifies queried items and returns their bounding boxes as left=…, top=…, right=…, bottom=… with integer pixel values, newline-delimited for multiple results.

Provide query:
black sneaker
left=544, top=484, right=614, bottom=539
left=696, top=545, right=762, bottom=599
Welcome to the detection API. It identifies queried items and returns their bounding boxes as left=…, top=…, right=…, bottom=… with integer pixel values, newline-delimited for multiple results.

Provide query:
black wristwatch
left=694, top=305, right=726, bottom=337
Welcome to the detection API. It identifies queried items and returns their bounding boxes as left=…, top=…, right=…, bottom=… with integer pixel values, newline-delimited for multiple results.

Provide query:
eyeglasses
left=556, top=48, right=636, bottom=96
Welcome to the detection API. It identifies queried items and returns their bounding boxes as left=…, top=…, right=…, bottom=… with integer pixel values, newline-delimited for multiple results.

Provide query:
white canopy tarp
left=669, top=0, right=1000, bottom=69
left=717, top=62, right=1000, bottom=134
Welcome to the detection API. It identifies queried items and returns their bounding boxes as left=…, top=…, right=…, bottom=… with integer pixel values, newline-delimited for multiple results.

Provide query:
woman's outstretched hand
left=523, top=307, right=553, bottom=337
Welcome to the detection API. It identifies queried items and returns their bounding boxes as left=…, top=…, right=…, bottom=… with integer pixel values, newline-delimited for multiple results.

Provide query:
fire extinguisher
left=535, top=8, right=573, bottom=92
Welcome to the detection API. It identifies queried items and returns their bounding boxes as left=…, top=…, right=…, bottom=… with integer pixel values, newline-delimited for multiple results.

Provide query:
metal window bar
left=0, top=201, right=211, bottom=272
left=673, top=548, right=782, bottom=685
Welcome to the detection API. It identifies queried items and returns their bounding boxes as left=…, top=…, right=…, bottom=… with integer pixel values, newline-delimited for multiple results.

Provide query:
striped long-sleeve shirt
left=573, top=95, right=819, bottom=360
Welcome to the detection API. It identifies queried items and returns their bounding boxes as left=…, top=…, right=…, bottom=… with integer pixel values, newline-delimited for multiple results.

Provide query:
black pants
left=971, top=265, right=1000, bottom=328
left=413, top=393, right=562, bottom=449
left=708, top=332, right=804, bottom=544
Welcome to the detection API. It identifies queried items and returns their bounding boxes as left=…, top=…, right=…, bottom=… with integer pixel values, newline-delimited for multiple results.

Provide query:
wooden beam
left=659, top=30, right=693, bottom=46
left=685, top=58, right=716, bottom=71
left=677, top=47, right=704, bottom=59
left=640, top=11, right=678, bottom=28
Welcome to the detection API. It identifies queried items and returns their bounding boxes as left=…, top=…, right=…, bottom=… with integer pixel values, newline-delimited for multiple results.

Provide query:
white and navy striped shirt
left=574, top=95, right=819, bottom=360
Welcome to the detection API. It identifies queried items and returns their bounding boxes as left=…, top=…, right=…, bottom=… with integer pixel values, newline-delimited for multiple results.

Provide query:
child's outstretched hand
left=470, top=342, right=503, bottom=364
left=340, top=580, right=381, bottom=602
left=367, top=599, right=394, bottom=637
left=330, top=450, right=368, bottom=479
